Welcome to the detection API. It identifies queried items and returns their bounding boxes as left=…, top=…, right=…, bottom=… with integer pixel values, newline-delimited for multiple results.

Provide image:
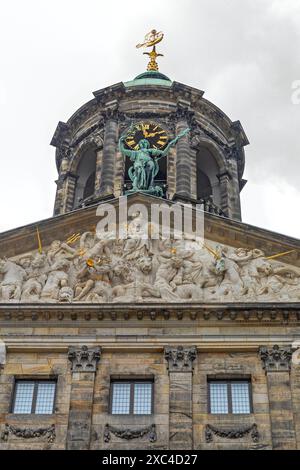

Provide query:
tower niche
left=73, top=146, right=97, bottom=209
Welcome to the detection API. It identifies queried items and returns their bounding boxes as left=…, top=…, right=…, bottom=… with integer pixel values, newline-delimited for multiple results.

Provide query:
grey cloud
left=0, top=0, right=299, bottom=237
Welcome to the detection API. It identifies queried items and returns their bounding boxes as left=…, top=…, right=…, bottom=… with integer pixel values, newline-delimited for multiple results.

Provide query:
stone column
left=99, top=104, right=118, bottom=197
left=0, top=341, right=6, bottom=373
left=259, top=344, right=296, bottom=450
left=174, top=104, right=192, bottom=199
left=67, top=345, right=101, bottom=450
left=94, top=149, right=103, bottom=196
left=61, top=173, right=78, bottom=212
left=164, top=346, right=197, bottom=450
left=0, top=340, right=6, bottom=382
left=217, top=171, right=231, bottom=218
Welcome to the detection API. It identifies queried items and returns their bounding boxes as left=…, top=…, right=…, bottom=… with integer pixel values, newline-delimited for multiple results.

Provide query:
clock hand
left=147, top=131, right=161, bottom=137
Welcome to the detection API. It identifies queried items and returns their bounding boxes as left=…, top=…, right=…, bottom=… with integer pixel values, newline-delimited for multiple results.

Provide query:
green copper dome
left=124, top=70, right=172, bottom=88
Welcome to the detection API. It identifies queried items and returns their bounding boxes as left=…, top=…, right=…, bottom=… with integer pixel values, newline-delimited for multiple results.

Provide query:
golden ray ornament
left=66, top=233, right=81, bottom=245
left=36, top=226, right=43, bottom=254
left=265, top=249, right=296, bottom=260
left=136, top=29, right=164, bottom=71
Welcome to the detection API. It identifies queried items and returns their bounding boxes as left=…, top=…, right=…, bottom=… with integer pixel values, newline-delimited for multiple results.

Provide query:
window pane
left=111, top=383, right=131, bottom=414
left=209, top=383, right=228, bottom=414
left=134, top=383, right=152, bottom=415
left=35, top=382, right=56, bottom=414
left=231, top=383, right=251, bottom=414
left=13, top=382, right=35, bottom=414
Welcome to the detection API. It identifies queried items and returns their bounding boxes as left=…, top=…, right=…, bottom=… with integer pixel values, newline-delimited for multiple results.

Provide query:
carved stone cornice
left=164, top=345, right=197, bottom=372
left=259, top=344, right=293, bottom=372
left=205, top=423, right=259, bottom=443
left=103, top=424, right=156, bottom=443
left=1, top=424, right=56, bottom=443
left=68, top=345, right=101, bottom=372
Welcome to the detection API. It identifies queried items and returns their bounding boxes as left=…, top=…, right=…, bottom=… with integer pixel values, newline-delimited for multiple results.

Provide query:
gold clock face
left=125, top=122, right=169, bottom=150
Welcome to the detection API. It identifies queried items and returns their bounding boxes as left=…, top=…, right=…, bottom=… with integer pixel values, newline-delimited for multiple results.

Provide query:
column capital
left=164, top=345, right=197, bottom=373
left=259, top=344, right=292, bottom=372
left=68, top=345, right=101, bottom=373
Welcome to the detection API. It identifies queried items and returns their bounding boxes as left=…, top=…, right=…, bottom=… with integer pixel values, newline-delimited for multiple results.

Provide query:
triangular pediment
left=0, top=193, right=299, bottom=304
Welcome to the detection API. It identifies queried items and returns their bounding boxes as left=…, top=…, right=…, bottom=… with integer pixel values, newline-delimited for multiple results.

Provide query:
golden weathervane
left=136, top=29, right=164, bottom=71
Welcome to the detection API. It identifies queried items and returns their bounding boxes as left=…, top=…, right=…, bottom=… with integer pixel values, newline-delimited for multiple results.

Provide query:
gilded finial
left=136, top=29, right=164, bottom=71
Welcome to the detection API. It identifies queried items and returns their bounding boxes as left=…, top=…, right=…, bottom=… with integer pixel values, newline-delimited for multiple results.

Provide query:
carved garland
left=1, top=424, right=56, bottom=443
left=104, top=423, right=157, bottom=443
left=205, top=423, right=259, bottom=443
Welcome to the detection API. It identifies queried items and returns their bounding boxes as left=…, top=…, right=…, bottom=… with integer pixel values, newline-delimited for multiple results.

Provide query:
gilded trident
left=136, top=29, right=164, bottom=71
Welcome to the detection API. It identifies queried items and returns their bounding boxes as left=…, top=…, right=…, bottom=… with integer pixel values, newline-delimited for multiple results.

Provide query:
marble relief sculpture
left=0, top=229, right=299, bottom=303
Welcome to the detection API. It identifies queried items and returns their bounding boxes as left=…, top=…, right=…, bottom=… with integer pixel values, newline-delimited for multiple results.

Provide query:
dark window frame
left=110, top=379, right=154, bottom=416
left=11, top=379, right=57, bottom=415
left=208, top=379, right=253, bottom=414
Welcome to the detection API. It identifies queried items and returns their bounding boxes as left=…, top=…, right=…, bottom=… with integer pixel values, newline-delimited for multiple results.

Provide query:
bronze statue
left=119, top=126, right=190, bottom=197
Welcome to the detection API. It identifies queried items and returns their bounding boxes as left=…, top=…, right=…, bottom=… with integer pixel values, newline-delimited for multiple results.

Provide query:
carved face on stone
left=32, top=253, right=46, bottom=269
left=136, top=256, right=152, bottom=274
left=113, top=260, right=133, bottom=282
left=50, top=240, right=61, bottom=250
left=58, top=286, right=73, bottom=302
left=257, top=261, right=273, bottom=276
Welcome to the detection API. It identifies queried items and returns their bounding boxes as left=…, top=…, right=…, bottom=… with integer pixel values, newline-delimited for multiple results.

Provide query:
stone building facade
left=0, top=68, right=300, bottom=450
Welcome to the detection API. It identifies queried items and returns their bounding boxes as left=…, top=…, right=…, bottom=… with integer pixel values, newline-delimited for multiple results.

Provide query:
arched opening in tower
left=196, top=146, right=221, bottom=207
left=73, top=147, right=97, bottom=208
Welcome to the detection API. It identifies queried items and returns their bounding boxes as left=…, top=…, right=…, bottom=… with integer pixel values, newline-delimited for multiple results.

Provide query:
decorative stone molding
left=1, top=306, right=300, bottom=325
left=103, top=424, right=156, bottom=443
left=205, top=423, right=259, bottom=443
left=164, top=345, right=197, bottom=372
left=68, top=345, right=101, bottom=372
left=259, top=344, right=293, bottom=372
left=1, top=424, right=56, bottom=443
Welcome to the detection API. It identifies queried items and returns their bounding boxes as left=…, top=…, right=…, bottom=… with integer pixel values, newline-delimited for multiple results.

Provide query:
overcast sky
left=0, top=0, right=299, bottom=239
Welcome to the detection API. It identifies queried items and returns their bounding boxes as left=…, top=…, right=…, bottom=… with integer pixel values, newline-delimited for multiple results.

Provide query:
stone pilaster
left=227, top=157, right=242, bottom=220
left=164, top=346, right=197, bottom=450
left=99, top=104, right=118, bottom=197
left=167, top=146, right=176, bottom=199
left=94, top=149, right=103, bottom=196
left=67, top=346, right=101, bottom=450
left=113, top=148, right=125, bottom=197
left=259, top=345, right=296, bottom=450
left=174, top=103, right=192, bottom=198
left=217, top=171, right=231, bottom=218
left=0, top=341, right=6, bottom=374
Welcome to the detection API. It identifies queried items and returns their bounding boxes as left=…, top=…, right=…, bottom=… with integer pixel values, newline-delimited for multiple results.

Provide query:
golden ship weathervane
left=136, top=29, right=164, bottom=71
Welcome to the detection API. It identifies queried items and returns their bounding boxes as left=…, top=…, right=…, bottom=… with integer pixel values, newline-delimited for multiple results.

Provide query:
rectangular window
left=208, top=380, right=252, bottom=414
left=111, top=380, right=153, bottom=415
left=12, top=380, right=56, bottom=414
